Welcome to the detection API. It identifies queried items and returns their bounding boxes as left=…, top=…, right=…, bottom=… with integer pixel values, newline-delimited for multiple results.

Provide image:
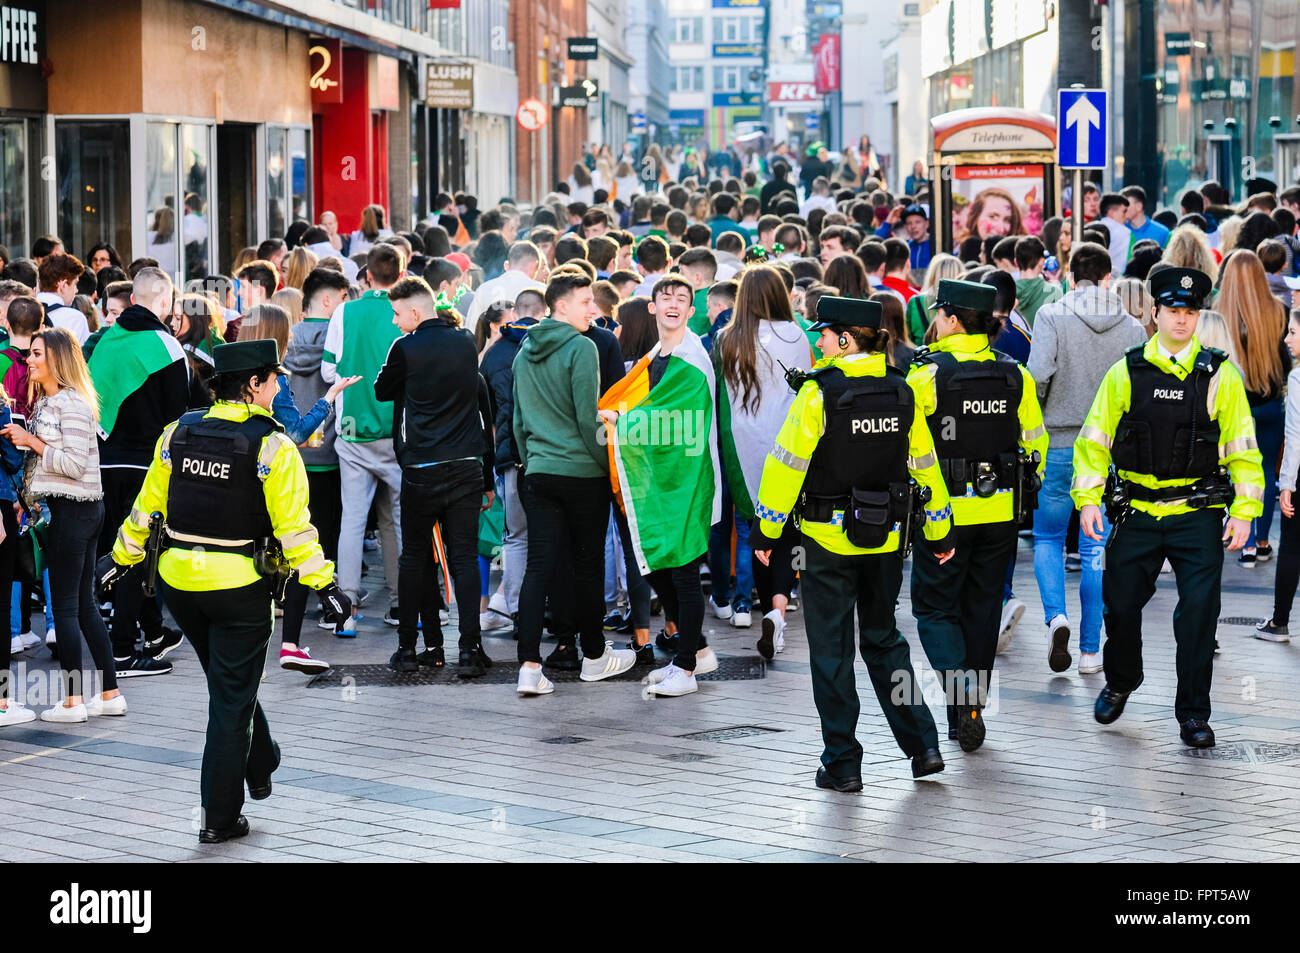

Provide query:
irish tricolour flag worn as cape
left=88, top=322, right=186, bottom=439
left=600, top=332, right=721, bottom=575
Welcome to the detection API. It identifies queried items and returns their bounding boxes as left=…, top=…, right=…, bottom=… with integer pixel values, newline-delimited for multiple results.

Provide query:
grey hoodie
left=284, top=317, right=337, bottom=467
left=1027, top=287, right=1148, bottom=448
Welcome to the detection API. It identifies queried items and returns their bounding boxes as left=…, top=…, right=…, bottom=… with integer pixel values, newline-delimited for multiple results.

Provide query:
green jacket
left=1015, top=277, right=1063, bottom=328
left=512, top=318, right=608, bottom=479
left=321, top=290, right=401, bottom=442
left=688, top=287, right=711, bottom=336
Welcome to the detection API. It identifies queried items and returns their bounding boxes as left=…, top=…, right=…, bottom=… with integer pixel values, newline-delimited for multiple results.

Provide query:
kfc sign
left=768, top=81, right=819, bottom=105
left=813, top=34, right=840, bottom=93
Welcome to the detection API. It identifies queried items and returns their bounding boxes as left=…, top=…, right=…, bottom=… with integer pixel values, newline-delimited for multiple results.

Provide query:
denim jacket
left=273, top=375, right=331, bottom=446
left=0, top=403, right=23, bottom=502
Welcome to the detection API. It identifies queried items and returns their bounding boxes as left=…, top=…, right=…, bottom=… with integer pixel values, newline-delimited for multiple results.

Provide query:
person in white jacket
left=712, top=266, right=814, bottom=655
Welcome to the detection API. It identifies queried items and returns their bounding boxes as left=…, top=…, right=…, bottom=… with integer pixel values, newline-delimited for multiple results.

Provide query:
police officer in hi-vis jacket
left=1072, top=266, right=1265, bottom=749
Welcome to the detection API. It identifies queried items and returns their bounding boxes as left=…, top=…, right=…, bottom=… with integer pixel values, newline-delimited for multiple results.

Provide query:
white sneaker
left=45, top=628, right=57, bottom=651
left=731, top=610, right=752, bottom=628
left=84, top=693, right=128, bottom=716
left=516, top=665, right=554, bottom=696
left=579, top=646, right=637, bottom=682
left=9, top=635, right=22, bottom=656
left=711, top=600, right=733, bottom=621
left=693, top=646, right=719, bottom=676
left=40, top=702, right=87, bottom=723
left=0, top=703, right=36, bottom=727
left=479, top=609, right=512, bottom=633
left=1160, top=559, right=1173, bottom=574
left=645, top=663, right=698, bottom=696
left=439, top=609, right=450, bottom=626
left=757, top=609, right=786, bottom=659
left=1047, top=613, right=1072, bottom=672
left=997, top=598, right=1025, bottom=653
left=19, top=629, right=40, bottom=650
left=1078, top=652, right=1103, bottom=674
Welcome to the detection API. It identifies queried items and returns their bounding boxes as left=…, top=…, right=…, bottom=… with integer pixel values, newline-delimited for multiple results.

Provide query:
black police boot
left=247, top=740, right=280, bottom=801
left=956, top=705, right=986, bottom=752
left=389, top=648, right=419, bottom=673
left=1179, top=719, right=1216, bottom=748
left=199, top=815, right=250, bottom=844
left=911, top=747, right=945, bottom=779
left=1094, top=685, right=1132, bottom=724
left=815, top=767, right=863, bottom=793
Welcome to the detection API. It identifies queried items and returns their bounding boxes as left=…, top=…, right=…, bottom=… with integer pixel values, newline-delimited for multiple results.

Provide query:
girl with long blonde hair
left=282, top=246, right=319, bottom=291
left=906, top=253, right=964, bottom=344
left=1217, top=249, right=1291, bottom=564
left=1162, top=225, right=1219, bottom=285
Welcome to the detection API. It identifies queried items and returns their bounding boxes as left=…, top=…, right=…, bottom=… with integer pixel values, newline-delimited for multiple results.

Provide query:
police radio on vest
left=963, top=399, right=1007, bottom=414
left=852, top=416, right=900, bottom=434
left=181, top=458, right=231, bottom=479
left=1153, top=388, right=1184, bottom=400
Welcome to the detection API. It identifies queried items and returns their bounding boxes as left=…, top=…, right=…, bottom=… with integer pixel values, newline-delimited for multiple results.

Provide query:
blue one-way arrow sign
left=1057, top=88, right=1107, bottom=170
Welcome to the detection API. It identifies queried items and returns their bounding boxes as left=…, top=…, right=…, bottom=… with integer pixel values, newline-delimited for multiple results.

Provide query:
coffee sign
left=0, top=5, right=39, bottom=65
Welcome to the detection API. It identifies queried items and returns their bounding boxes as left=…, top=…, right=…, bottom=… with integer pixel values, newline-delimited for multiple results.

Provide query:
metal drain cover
left=1180, top=741, right=1300, bottom=763
left=662, top=752, right=715, bottom=762
left=1218, top=617, right=1267, bottom=627
left=678, top=725, right=783, bottom=743
left=540, top=736, right=590, bottom=745
left=306, top=655, right=764, bottom=688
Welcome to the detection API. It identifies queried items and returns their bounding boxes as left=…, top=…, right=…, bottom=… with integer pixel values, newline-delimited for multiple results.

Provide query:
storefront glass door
left=0, top=120, right=28, bottom=256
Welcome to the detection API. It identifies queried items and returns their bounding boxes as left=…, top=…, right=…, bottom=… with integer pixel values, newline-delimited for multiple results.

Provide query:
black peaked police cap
left=1150, top=266, right=1212, bottom=309
left=212, top=339, right=286, bottom=377
left=930, top=278, right=997, bottom=314
left=808, top=295, right=882, bottom=332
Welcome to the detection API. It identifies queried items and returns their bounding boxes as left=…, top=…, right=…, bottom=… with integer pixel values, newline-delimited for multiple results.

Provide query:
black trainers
left=142, top=626, right=184, bottom=660
left=654, top=630, right=679, bottom=654
left=1255, top=543, right=1273, bottom=562
left=627, top=641, right=655, bottom=666
left=544, top=643, right=580, bottom=671
left=416, top=647, right=445, bottom=668
left=113, top=654, right=172, bottom=678
left=473, top=643, right=493, bottom=669
left=389, top=648, right=418, bottom=673
left=457, top=649, right=486, bottom=679
left=603, top=610, right=626, bottom=631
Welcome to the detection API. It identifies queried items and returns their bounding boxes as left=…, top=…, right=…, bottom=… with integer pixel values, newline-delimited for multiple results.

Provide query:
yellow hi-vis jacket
left=905, top=332, right=1048, bottom=526
left=1070, top=336, right=1265, bottom=520
left=754, top=351, right=953, bottom=556
left=112, top=401, right=336, bottom=592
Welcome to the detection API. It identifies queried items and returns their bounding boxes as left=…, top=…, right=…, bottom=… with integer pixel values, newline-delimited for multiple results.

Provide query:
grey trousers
left=335, top=437, right=402, bottom=604
left=497, top=466, right=527, bottom=615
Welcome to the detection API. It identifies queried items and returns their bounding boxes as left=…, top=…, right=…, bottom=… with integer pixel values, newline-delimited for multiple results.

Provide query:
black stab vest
left=803, top=366, right=912, bottom=501
left=1112, top=345, right=1223, bottom=480
left=166, top=411, right=279, bottom=547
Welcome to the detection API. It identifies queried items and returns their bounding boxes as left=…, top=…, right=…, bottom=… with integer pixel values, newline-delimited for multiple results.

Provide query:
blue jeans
left=1248, top=397, right=1284, bottom=549
left=1032, top=448, right=1109, bottom=653
left=707, top=481, right=752, bottom=612
left=11, top=574, right=54, bottom=637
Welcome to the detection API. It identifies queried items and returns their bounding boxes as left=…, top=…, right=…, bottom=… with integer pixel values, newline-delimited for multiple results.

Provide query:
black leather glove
left=318, top=582, right=352, bottom=628
left=96, top=554, right=130, bottom=594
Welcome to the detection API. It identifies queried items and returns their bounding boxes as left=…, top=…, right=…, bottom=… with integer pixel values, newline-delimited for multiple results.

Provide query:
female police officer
left=1072, top=266, right=1264, bottom=748
left=906, top=279, right=1048, bottom=753
left=753, top=295, right=954, bottom=790
left=98, top=339, right=351, bottom=843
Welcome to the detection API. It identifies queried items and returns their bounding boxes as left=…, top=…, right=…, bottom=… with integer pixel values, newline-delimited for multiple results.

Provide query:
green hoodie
left=512, top=318, right=608, bottom=478
left=1014, top=276, right=1063, bottom=329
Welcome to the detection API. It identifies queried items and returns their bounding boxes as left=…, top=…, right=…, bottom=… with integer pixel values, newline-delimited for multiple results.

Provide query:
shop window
left=267, top=126, right=286, bottom=240
left=289, top=128, right=311, bottom=224
left=0, top=120, right=28, bottom=255
left=55, top=121, right=131, bottom=267
left=145, top=121, right=179, bottom=279
left=181, top=124, right=210, bottom=280
left=267, top=125, right=311, bottom=239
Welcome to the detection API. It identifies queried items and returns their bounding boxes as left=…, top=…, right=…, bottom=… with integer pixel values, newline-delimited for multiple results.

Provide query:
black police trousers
left=911, top=520, right=1018, bottom=729
left=160, top=578, right=279, bottom=831
left=1102, top=506, right=1221, bottom=723
left=801, top=537, right=939, bottom=777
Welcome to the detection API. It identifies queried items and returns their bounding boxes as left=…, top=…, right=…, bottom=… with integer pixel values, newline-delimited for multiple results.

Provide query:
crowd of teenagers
left=0, top=146, right=1295, bottom=749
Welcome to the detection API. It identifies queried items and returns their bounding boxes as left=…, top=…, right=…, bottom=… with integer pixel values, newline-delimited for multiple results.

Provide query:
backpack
left=0, top=347, right=34, bottom=424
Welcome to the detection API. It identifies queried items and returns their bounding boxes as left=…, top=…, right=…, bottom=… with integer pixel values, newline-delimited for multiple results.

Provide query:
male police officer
left=907, top=279, right=1048, bottom=752
left=754, top=296, right=954, bottom=787
left=1072, top=266, right=1264, bottom=748
left=99, top=340, right=351, bottom=842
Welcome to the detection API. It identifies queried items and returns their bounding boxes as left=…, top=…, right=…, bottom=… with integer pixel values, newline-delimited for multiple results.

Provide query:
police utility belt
left=800, top=481, right=930, bottom=553
left=940, top=449, right=1042, bottom=524
left=152, top=528, right=294, bottom=598
left=1104, top=467, right=1234, bottom=520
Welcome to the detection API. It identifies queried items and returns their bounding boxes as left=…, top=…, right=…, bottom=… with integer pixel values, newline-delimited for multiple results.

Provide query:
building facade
left=0, top=0, right=515, bottom=277
left=628, top=0, right=671, bottom=147
left=586, top=0, right=632, bottom=154
left=668, top=0, right=765, bottom=150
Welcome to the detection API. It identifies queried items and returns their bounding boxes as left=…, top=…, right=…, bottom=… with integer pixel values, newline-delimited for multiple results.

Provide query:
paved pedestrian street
left=3, top=541, right=1298, bottom=864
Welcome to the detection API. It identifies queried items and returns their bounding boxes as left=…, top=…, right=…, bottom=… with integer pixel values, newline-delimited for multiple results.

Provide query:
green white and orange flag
left=600, top=334, right=721, bottom=574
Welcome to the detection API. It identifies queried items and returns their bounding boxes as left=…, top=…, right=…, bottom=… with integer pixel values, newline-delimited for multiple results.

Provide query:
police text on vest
left=1152, top=388, right=1184, bottom=400
left=962, top=399, right=1007, bottom=414
left=181, top=458, right=231, bottom=480
left=852, top=417, right=900, bottom=434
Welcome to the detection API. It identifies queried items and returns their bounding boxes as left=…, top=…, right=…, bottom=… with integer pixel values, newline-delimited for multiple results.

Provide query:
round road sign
left=516, top=98, right=549, bottom=132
